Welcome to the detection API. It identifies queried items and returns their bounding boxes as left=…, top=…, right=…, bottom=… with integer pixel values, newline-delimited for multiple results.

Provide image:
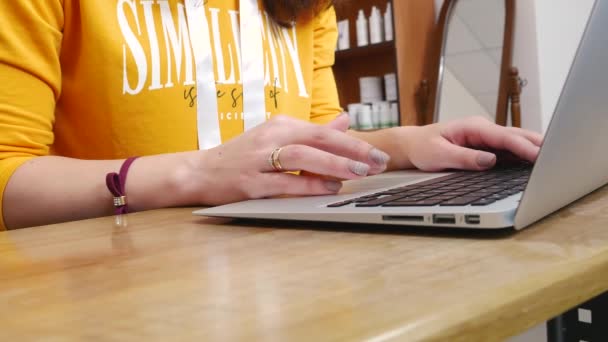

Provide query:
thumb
left=325, top=112, right=350, bottom=132
left=439, top=142, right=497, bottom=171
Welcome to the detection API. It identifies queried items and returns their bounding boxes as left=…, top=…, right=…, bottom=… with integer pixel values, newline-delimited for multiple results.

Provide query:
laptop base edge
left=194, top=208, right=516, bottom=230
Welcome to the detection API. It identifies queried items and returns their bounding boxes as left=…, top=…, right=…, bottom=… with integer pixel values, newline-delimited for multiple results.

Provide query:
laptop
left=195, top=0, right=608, bottom=230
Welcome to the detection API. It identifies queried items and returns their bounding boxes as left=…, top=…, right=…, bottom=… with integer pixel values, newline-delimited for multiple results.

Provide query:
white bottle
left=384, top=73, right=398, bottom=102
left=356, top=10, right=369, bottom=47
left=385, top=3, right=394, bottom=41
left=369, top=6, right=384, bottom=44
left=347, top=103, right=362, bottom=129
left=358, top=105, right=374, bottom=130
left=390, top=102, right=400, bottom=127
left=371, top=102, right=382, bottom=128
left=337, top=19, right=350, bottom=50
left=359, top=76, right=383, bottom=104
left=379, top=102, right=391, bottom=128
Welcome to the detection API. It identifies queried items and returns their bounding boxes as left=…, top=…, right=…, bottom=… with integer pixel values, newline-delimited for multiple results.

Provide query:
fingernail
left=324, top=180, right=343, bottom=192
left=349, top=160, right=370, bottom=176
left=477, top=153, right=496, bottom=168
left=369, top=148, right=390, bottom=165
left=337, top=112, right=349, bottom=119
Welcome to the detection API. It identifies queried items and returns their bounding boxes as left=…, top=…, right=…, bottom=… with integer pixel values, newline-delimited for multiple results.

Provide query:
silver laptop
left=195, top=0, right=608, bottom=230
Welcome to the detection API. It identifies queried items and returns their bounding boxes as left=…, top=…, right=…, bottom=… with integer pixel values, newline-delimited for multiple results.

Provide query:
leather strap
left=106, top=157, right=139, bottom=215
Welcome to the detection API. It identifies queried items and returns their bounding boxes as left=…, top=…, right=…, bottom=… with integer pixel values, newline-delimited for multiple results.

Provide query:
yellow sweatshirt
left=0, top=0, right=341, bottom=229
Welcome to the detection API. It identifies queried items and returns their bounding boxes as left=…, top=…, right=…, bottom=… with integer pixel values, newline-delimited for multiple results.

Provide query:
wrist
left=170, top=150, right=211, bottom=207
left=385, top=126, right=420, bottom=170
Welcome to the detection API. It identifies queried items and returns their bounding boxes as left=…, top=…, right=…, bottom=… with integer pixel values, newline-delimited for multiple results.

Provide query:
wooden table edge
left=363, top=248, right=608, bottom=342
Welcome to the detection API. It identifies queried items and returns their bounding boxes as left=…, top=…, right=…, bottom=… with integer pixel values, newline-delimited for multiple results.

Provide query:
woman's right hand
left=188, top=113, right=390, bottom=205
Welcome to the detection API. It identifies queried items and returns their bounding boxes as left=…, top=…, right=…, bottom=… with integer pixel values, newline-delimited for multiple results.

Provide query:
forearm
left=3, top=152, right=203, bottom=229
left=348, top=126, right=418, bottom=171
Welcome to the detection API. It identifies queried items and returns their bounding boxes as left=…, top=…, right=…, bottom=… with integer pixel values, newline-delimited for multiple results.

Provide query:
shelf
left=332, top=0, right=436, bottom=126
left=335, top=41, right=396, bottom=61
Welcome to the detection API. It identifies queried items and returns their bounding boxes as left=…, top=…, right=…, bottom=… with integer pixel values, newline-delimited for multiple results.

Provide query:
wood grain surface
left=2, top=186, right=608, bottom=341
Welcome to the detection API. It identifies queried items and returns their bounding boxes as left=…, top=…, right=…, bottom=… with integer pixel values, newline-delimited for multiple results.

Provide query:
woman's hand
left=187, top=114, right=390, bottom=205
left=392, top=116, right=544, bottom=172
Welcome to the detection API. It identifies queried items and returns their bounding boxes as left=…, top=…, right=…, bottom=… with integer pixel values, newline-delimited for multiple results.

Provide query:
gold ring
left=268, top=147, right=284, bottom=172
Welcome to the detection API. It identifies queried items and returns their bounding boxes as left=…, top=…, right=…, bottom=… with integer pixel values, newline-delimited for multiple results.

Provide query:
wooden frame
left=393, top=0, right=436, bottom=126
left=496, top=0, right=516, bottom=126
left=417, top=0, right=517, bottom=126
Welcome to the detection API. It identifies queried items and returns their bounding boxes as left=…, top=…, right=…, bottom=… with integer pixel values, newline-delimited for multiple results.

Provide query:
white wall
left=438, top=68, right=493, bottom=122
left=434, top=0, right=595, bottom=133
left=532, top=0, right=595, bottom=132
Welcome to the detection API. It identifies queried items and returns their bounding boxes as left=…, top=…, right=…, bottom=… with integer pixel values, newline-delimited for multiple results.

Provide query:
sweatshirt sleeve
left=309, top=6, right=342, bottom=125
left=0, top=1, right=64, bottom=230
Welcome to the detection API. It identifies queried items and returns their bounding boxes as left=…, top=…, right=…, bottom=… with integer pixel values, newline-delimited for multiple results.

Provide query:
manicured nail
left=369, top=148, right=390, bottom=165
left=477, top=153, right=496, bottom=168
left=324, top=180, right=343, bottom=192
left=349, top=160, right=370, bottom=176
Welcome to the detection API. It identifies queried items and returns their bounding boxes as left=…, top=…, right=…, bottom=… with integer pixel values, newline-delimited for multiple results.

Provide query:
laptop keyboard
left=327, top=164, right=532, bottom=208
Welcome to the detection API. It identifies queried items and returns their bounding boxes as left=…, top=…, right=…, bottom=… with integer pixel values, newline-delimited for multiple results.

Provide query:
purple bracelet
left=106, top=157, right=139, bottom=215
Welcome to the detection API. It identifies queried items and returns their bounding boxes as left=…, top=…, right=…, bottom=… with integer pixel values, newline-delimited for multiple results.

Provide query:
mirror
left=439, top=0, right=505, bottom=122
left=417, top=0, right=521, bottom=126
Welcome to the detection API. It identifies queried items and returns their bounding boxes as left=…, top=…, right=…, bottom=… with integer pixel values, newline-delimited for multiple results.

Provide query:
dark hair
left=262, top=0, right=334, bottom=26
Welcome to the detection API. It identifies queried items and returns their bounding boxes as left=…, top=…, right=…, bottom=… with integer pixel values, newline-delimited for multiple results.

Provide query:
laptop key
left=355, top=194, right=410, bottom=207
left=489, top=193, right=509, bottom=200
left=327, top=200, right=353, bottom=207
left=396, top=192, right=424, bottom=199
left=468, top=185, right=487, bottom=189
left=440, top=196, right=482, bottom=206
left=432, top=194, right=460, bottom=200
left=477, top=188, right=498, bottom=193
left=471, top=198, right=497, bottom=206
left=450, top=190, right=475, bottom=196
left=386, top=186, right=414, bottom=193
left=382, top=199, right=444, bottom=207
left=413, top=174, right=463, bottom=186
left=381, top=201, right=423, bottom=207
left=376, top=191, right=403, bottom=196
left=440, top=186, right=464, bottom=190
left=423, top=190, right=448, bottom=196
left=353, top=197, right=379, bottom=203
left=403, top=193, right=430, bottom=199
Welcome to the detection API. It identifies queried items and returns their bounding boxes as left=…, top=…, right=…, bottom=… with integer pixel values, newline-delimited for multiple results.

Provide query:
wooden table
left=2, top=187, right=608, bottom=341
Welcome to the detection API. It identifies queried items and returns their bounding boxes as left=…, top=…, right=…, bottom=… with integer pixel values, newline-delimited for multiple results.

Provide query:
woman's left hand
left=390, top=116, right=544, bottom=172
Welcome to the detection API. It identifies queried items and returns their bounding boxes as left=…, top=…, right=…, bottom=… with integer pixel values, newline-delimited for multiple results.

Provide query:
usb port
left=465, top=215, right=481, bottom=225
left=433, top=214, right=456, bottom=225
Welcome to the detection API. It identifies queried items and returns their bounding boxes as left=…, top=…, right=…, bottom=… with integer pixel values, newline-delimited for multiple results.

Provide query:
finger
left=257, top=173, right=343, bottom=198
left=325, top=112, right=350, bottom=132
left=266, top=115, right=389, bottom=170
left=478, top=127, right=541, bottom=162
left=266, top=144, right=371, bottom=179
left=432, top=140, right=497, bottom=171
left=454, top=122, right=541, bottom=162
left=507, top=127, right=544, bottom=147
